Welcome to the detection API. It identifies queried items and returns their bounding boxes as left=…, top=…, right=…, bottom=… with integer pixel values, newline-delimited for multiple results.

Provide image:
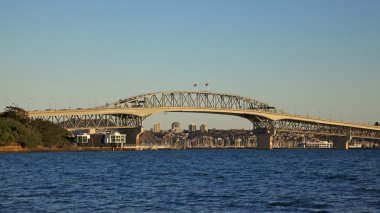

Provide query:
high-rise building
left=189, top=124, right=196, bottom=132
left=200, top=124, right=208, bottom=133
left=153, top=123, right=160, bottom=133
left=171, top=122, right=182, bottom=133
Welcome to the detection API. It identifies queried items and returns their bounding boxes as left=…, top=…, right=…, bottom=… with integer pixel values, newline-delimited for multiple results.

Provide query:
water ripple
left=0, top=149, right=379, bottom=212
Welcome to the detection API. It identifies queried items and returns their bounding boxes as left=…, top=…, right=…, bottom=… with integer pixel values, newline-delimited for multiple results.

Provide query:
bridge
left=28, top=91, right=380, bottom=150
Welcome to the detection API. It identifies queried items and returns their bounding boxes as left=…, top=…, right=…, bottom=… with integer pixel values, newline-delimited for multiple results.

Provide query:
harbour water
left=1, top=149, right=379, bottom=212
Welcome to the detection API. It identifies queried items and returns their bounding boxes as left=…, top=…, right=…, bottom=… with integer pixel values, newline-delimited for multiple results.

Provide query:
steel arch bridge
left=106, top=91, right=276, bottom=111
left=28, top=91, right=380, bottom=149
left=29, top=91, right=277, bottom=130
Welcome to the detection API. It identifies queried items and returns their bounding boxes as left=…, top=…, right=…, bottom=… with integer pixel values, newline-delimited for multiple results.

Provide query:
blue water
left=0, top=150, right=379, bottom=212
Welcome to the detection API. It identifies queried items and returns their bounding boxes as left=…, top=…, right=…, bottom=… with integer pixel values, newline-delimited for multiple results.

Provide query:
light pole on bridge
left=49, top=97, right=56, bottom=110
left=71, top=97, right=78, bottom=109
left=28, top=97, right=35, bottom=111
left=91, top=96, right=98, bottom=108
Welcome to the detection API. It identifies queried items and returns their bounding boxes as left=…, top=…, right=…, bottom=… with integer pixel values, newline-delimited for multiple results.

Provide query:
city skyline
left=1, top=0, right=379, bottom=129
left=150, top=122, right=218, bottom=132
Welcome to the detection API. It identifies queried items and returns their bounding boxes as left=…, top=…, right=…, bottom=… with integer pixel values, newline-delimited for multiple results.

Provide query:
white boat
left=298, top=140, right=333, bottom=149
left=348, top=144, right=362, bottom=149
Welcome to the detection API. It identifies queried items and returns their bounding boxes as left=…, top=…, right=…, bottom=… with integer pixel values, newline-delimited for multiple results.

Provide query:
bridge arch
left=105, top=91, right=276, bottom=113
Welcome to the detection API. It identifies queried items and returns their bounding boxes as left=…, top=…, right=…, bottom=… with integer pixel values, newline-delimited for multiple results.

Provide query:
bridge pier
left=331, top=136, right=351, bottom=150
left=254, top=128, right=275, bottom=150
left=117, top=127, right=144, bottom=146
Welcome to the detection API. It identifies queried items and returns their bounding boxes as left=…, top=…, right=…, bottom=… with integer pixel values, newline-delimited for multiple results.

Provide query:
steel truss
left=32, top=114, right=142, bottom=130
left=252, top=119, right=380, bottom=139
left=110, top=91, right=276, bottom=112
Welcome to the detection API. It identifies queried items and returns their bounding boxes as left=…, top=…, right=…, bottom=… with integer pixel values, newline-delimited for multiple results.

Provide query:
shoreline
left=1, top=145, right=379, bottom=154
left=0, top=145, right=135, bottom=154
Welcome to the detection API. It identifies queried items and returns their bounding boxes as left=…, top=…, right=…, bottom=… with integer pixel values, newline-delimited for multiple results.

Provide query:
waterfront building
left=189, top=124, right=196, bottom=132
left=200, top=124, right=208, bottom=133
left=172, top=122, right=182, bottom=133
left=76, top=133, right=90, bottom=143
left=153, top=123, right=161, bottom=133
left=104, top=132, right=126, bottom=144
left=74, top=132, right=126, bottom=147
left=298, top=140, right=332, bottom=148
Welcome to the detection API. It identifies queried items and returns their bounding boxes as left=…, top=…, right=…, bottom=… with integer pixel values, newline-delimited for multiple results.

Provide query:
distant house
left=104, top=132, right=126, bottom=144
left=76, top=133, right=90, bottom=143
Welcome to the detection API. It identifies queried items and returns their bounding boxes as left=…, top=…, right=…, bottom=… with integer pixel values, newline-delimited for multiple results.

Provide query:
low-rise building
left=76, top=133, right=90, bottom=143
left=172, top=122, right=182, bottom=133
left=200, top=124, right=208, bottom=133
left=104, top=132, right=126, bottom=144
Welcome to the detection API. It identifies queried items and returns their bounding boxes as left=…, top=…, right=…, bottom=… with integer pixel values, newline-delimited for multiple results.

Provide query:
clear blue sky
left=1, top=0, right=379, bottom=130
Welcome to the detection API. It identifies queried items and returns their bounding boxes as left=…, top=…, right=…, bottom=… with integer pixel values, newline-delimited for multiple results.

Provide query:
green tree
left=31, top=119, right=70, bottom=148
left=1, top=106, right=71, bottom=148
left=0, top=122, right=16, bottom=146
left=1, top=106, right=30, bottom=123
left=0, top=117, right=41, bottom=147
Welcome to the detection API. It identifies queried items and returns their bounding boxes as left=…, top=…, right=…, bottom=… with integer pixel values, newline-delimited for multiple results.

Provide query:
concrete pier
left=331, top=136, right=352, bottom=150
left=118, top=127, right=144, bottom=146
left=255, top=128, right=275, bottom=150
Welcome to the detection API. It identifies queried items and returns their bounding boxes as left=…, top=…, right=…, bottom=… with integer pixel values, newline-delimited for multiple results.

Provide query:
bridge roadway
left=27, top=91, right=380, bottom=150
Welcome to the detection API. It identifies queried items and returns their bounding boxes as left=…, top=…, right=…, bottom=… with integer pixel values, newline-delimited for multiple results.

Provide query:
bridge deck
left=28, top=107, right=380, bottom=132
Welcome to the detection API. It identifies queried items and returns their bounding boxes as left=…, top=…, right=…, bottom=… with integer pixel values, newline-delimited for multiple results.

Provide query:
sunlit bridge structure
left=28, top=91, right=380, bottom=150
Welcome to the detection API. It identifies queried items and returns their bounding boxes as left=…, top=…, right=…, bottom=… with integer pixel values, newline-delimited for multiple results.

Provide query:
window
left=77, top=136, right=88, bottom=143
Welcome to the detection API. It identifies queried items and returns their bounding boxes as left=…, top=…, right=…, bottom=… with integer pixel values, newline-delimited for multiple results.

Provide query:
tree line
left=0, top=106, right=71, bottom=148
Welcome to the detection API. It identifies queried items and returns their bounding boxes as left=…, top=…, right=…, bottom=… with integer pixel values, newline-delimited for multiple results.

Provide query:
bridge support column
left=255, top=128, right=275, bottom=150
left=331, top=136, right=351, bottom=150
left=118, top=127, right=144, bottom=146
